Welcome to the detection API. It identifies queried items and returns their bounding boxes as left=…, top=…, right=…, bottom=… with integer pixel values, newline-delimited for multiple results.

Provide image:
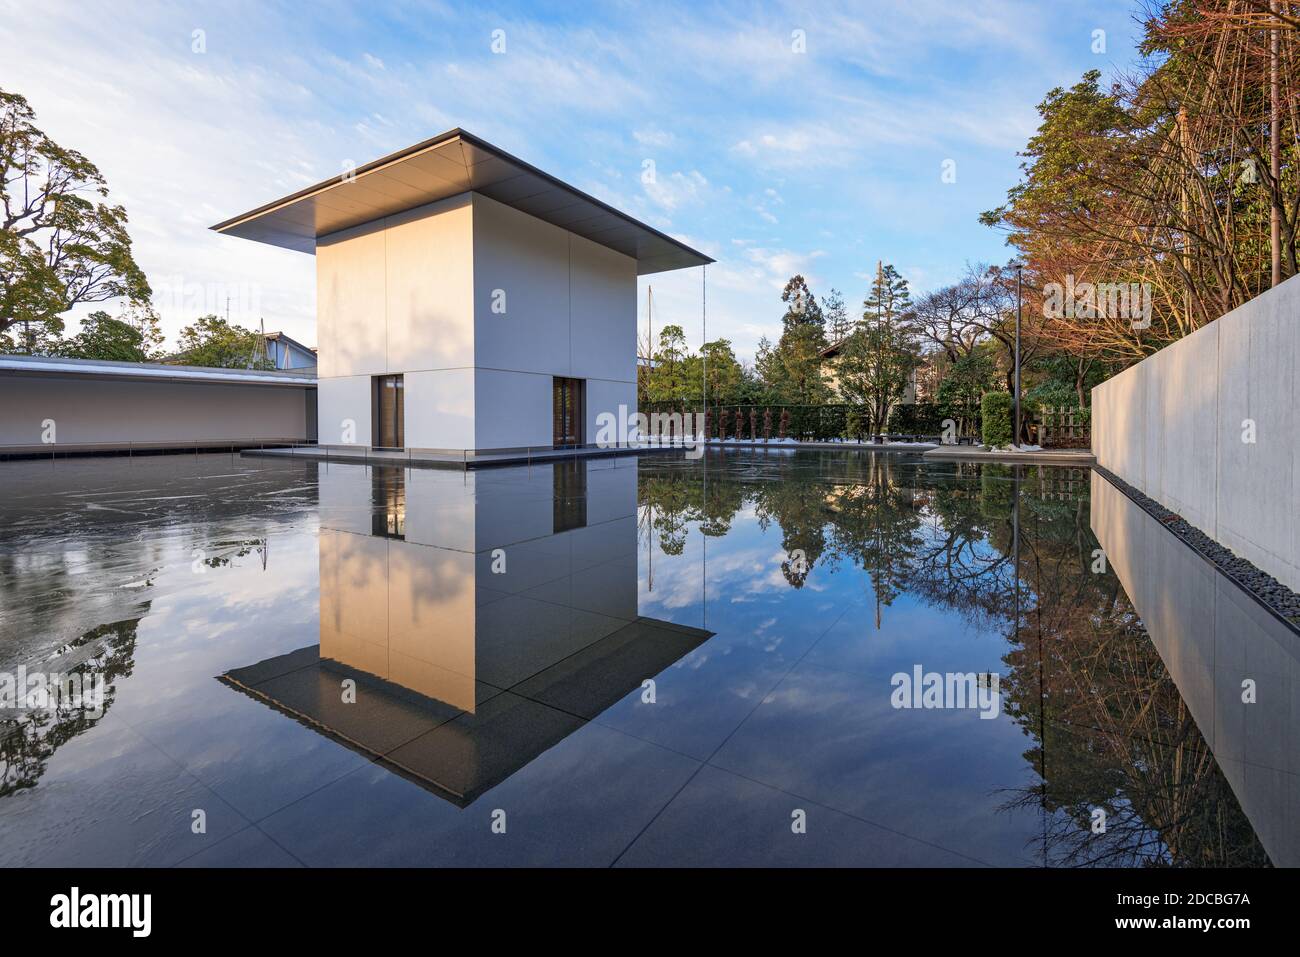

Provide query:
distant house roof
left=820, top=338, right=849, bottom=359
left=264, top=331, right=316, bottom=352
left=0, top=354, right=317, bottom=387
left=211, top=128, right=714, bottom=276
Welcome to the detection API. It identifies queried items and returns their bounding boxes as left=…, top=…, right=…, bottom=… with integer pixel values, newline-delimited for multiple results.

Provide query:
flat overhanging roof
left=211, top=128, right=713, bottom=276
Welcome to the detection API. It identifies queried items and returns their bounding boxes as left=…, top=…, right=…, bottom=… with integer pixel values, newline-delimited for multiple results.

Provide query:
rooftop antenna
left=248, top=315, right=266, bottom=370
left=646, top=284, right=654, bottom=366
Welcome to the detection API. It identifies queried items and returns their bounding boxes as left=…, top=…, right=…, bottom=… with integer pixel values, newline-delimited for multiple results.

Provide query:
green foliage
left=862, top=263, right=911, bottom=325
left=1025, top=379, right=1076, bottom=409
left=639, top=332, right=764, bottom=407
left=780, top=275, right=824, bottom=333
left=981, top=391, right=1013, bottom=448
left=935, top=348, right=997, bottom=433
left=174, top=315, right=272, bottom=369
left=770, top=323, right=831, bottom=405
left=747, top=275, right=832, bottom=405
left=843, top=407, right=866, bottom=440
left=0, top=310, right=63, bottom=354
left=699, top=338, right=743, bottom=404
left=61, top=308, right=163, bottom=361
left=821, top=287, right=852, bottom=342
left=834, top=320, right=918, bottom=433
left=0, top=87, right=151, bottom=345
left=644, top=324, right=690, bottom=401
left=982, top=391, right=1042, bottom=446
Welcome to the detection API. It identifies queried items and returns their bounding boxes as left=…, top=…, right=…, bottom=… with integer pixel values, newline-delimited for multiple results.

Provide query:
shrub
left=981, top=392, right=1013, bottom=448
left=844, top=408, right=866, bottom=440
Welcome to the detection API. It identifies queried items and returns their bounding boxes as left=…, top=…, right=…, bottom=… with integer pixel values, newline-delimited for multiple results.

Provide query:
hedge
left=980, top=392, right=1041, bottom=447
left=887, top=402, right=949, bottom=435
left=641, top=402, right=982, bottom=442
left=981, top=392, right=1013, bottom=448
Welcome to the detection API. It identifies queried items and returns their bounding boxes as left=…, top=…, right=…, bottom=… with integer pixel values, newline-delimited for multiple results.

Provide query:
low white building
left=214, top=129, right=711, bottom=453
left=0, top=354, right=317, bottom=454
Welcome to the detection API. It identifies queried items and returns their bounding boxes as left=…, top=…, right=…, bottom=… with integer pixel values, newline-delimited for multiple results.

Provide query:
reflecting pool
left=0, top=450, right=1292, bottom=866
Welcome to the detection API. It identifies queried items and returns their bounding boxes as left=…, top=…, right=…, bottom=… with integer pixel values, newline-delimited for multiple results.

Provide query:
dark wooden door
left=552, top=377, right=584, bottom=447
left=375, top=374, right=404, bottom=448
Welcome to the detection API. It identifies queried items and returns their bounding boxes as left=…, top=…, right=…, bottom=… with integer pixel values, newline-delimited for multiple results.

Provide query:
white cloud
left=633, top=125, right=675, bottom=148
left=643, top=169, right=709, bottom=212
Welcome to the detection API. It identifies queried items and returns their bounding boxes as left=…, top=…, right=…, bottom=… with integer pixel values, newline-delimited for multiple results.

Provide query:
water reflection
left=1, top=617, right=140, bottom=799
left=222, top=460, right=710, bottom=806
left=0, top=450, right=1288, bottom=866
left=627, top=452, right=1274, bottom=866
left=1089, top=472, right=1295, bottom=866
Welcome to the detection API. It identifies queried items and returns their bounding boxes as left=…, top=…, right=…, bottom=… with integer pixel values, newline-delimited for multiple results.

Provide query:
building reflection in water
left=222, top=458, right=710, bottom=807
left=1090, top=472, right=1298, bottom=867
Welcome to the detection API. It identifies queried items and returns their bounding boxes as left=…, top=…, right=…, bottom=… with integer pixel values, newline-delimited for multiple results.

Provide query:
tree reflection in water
left=636, top=452, right=1268, bottom=867
left=1, top=617, right=140, bottom=799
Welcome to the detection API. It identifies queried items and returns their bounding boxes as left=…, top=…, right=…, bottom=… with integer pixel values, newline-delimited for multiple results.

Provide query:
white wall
left=407, top=369, right=476, bottom=450
left=315, top=190, right=639, bottom=450
left=586, top=378, right=637, bottom=446
left=317, top=375, right=372, bottom=447
left=472, top=368, right=550, bottom=450
left=0, top=375, right=312, bottom=447
left=316, top=193, right=475, bottom=381
left=471, top=193, right=637, bottom=448
left=1092, top=273, right=1300, bottom=590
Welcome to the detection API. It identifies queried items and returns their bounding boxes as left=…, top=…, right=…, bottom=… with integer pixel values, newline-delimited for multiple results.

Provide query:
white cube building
left=214, top=129, right=711, bottom=452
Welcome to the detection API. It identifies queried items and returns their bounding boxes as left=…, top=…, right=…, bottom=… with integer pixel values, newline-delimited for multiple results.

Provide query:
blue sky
left=2, top=0, right=1144, bottom=362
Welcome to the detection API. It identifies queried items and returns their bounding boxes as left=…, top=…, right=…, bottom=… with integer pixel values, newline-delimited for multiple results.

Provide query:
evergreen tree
left=780, top=275, right=824, bottom=333
left=822, top=287, right=852, bottom=343
left=834, top=263, right=918, bottom=433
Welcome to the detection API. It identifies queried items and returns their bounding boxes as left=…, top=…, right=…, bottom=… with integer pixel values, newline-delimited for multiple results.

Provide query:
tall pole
left=1270, top=0, right=1282, bottom=288
left=1014, top=264, right=1022, bottom=447
left=1177, top=106, right=1193, bottom=327
left=702, top=265, right=707, bottom=423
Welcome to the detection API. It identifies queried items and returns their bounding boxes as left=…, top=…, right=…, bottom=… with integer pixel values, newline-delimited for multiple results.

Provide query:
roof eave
left=210, top=129, right=713, bottom=274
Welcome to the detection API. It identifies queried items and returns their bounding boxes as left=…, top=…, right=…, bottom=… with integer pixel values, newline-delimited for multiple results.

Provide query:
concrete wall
left=1093, top=273, right=1300, bottom=590
left=0, top=374, right=314, bottom=447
